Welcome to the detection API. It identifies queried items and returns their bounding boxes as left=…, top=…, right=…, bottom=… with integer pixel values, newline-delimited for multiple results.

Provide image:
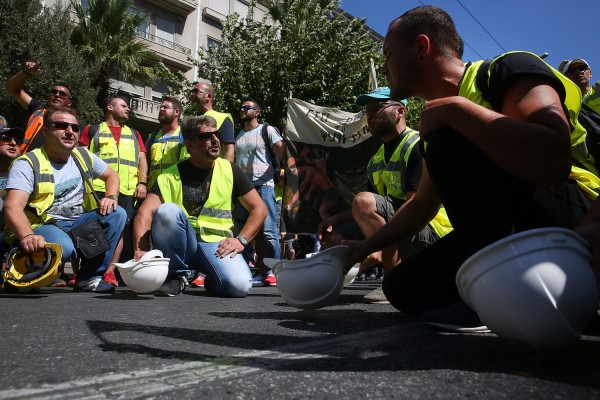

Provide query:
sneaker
left=73, top=277, right=115, bottom=293
left=420, top=301, right=490, bottom=333
left=68, top=274, right=76, bottom=287
left=263, top=273, right=277, bottom=287
left=155, top=277, right=187, bottom=297
left=252, top=273, right=265, bottom=287
left=363, top=286, right=390, bottom=304
left=50, top=278, right=67, bottom=287
left=190, top=274, right=206, bottom=287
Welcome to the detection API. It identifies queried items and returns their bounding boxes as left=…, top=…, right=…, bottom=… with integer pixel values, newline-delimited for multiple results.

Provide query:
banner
left=282, top=99, right=382, bottom=234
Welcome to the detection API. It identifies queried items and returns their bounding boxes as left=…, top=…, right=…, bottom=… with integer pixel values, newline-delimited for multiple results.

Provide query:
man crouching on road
left=133, top=115, right=267, bottom=297
left=3, top=107, right=126, bottom=293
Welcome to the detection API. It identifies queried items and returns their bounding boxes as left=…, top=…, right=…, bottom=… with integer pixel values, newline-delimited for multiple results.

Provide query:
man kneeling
left=133, top=115, right=266, bottom=297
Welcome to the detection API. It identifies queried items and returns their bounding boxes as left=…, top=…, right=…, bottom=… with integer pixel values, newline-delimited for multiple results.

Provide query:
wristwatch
left=105, top=195, right=118, bottom=200
left=236, top=235, right=249, bottom=246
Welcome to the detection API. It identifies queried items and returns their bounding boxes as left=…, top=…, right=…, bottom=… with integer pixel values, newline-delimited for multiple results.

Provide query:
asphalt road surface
left=1, top=281, right=599, bottom=399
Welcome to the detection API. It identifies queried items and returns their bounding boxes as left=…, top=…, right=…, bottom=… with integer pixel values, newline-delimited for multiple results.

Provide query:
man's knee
left=352, top=192, right=377, bottom=216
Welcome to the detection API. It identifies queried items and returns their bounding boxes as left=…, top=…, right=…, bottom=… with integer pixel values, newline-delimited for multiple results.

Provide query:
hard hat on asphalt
left=266, top=245, right=355, bottom=309
left=113, top=250, right=170, bottom=293
left=4, top=243, right=62, bottom=288
left=456, top=227, right=600, bottom=351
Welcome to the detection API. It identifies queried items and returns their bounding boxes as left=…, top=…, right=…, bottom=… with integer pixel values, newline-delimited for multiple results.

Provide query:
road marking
left=0, top=323, right=423, bottom=399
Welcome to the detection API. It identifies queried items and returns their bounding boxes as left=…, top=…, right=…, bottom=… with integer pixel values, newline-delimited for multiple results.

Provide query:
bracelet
left=20, top=233, right=34, bottom=241
left=21, top=70, right=33, bottom=77
left=138, top=182, right=147, bottom=186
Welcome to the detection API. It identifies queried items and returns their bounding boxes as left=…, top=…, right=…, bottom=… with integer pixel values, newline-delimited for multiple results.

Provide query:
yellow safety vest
left=157, top=158, right=235, bottom=242
left=204, top=109, right=234, bottom=130
left=147, top=127, right=189, bottom=189
left=585, top=83, right=600, bottom=115
left=6, top=147, right=96, bottom=235
left=368, top=128, right=419, bottom=201
left=89, top=122, right=140, bottom=195
left=458, top=51, right=600, bottom=201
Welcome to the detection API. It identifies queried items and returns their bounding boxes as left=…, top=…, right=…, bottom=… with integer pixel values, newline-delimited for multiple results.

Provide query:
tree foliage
left=196, top=0, right=385, bottom=129
left=0, top=0, right=101, bottom=128
left=70, top=0, right=159, bottom=107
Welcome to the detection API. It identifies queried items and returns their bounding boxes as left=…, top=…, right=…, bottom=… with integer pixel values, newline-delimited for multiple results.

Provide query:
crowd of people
left=1, top=5, right=599, bottom=331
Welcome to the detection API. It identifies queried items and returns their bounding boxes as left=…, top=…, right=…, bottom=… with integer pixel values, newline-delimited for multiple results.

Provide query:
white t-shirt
left=234, top=124, right=282, bottom=187
left=7, top=153, right=108, bottom=221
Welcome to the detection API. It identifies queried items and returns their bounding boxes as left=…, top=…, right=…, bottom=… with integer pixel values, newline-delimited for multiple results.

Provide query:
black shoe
left=420, top=301, right=490, bottom=333
left=155, top=277, right=187, bottom=297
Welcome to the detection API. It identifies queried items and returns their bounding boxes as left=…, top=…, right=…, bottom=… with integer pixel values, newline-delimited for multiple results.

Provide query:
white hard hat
left=265, top=245, right=357, bottom=309
left=456, top=227, right=599, bottom=351
left=113, top=250, right=170, bottom=293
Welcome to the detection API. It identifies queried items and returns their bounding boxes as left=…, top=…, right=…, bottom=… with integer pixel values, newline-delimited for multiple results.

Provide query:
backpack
left=261, top=124, right=283, bottom=184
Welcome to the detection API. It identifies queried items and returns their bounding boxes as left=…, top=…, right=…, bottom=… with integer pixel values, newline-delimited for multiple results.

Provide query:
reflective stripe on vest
left=367, top=129, right=419, bottom=201
left=21, top=108, right=45, bottom=153
left=17, top=147, right=96, bottom=229
left=148, top=127, right=189, bottom=188
left=90, top=122, right=140, bottom=195
left=458, top=52, right=600, bottom=200
left=157, top=158, right=235, bottom=242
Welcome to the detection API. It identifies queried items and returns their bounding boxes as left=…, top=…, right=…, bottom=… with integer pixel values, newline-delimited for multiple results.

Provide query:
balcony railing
left=136, top=29, right=192, bottom=56
left=131, top=97, right=161, bottom=119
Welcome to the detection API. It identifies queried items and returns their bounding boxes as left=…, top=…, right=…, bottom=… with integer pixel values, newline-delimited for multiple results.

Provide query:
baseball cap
left=560, top=59, right=590, bottom=74
left=356, top=87, right=408, bottom=106
left=0, top=127, right=25, bottom=141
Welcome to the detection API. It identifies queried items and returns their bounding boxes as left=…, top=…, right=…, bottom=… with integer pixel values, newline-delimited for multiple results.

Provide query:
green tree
left=70, top=0, right=159, bottom=107
left=196, top=0, right=384, bottom=129
left=0, top=0, right=101, bottom=128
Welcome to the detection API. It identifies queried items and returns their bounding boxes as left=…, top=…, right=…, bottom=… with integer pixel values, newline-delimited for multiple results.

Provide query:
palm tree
left=70, top=0, right=159, bottom=107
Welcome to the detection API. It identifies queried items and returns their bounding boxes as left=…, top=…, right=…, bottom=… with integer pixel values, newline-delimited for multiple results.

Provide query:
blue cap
left=355, top=87, right=407, bottom=106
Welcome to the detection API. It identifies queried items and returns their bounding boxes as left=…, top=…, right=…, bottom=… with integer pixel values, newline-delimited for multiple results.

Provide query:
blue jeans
left=152, top=203, right=252, bottom=298
left=33, top=207, right=127, bottom=281
left=234, top=185, right=281, bottom=273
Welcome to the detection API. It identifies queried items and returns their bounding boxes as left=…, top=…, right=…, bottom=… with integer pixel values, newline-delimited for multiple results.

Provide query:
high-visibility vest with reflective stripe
left=13, top=147, right=96, bottom=230
left=458, top=52, right=600, bottom=201
left=204, top=109, right=233, bottom=130
left=89, top=122, right=139, bottom=195
left=585, top=83, right=600, bottom=115
left=367, top=128, right=419, bottom=201
left=157, top=158, right=235, bottom=242
left=147, top=127, right=189, bottom=189
left=21, top=108, right=45, bottom=153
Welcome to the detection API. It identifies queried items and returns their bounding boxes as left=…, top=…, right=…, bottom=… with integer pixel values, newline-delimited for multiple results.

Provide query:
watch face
left=238, top=236, right=248, bottom=246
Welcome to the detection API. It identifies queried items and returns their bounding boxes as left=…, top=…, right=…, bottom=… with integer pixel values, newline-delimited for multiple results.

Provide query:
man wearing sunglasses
left=318, top=87, right=449, bottom=304
left=3, top=107, right=126, bottom=293
left=0, top=127, right=24, bottom=233
left=133, top=115, right=266, bottom=297
left=189, top=82, right=236, bottom=162
left=5, top=60, right=74, bottom=153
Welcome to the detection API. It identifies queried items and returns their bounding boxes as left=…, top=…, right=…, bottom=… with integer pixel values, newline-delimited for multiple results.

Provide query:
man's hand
left=341, top=239, right=370, bottom=274
left=215, top=237, right=244, bottom=259
left=20, top=233, right=45, bottom=253
left=98, top=197, right=118, bottom=215
left=134, top=250, right=147, bottom=261
left=135, top=183, right=147, bottom=201
left=22, top=61, right=41, bottom=76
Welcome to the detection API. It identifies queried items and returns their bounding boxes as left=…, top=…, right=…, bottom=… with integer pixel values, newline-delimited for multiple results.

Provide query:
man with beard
left=3, top=107, right=125, bottom=293
left=145, top=96, right=186, bottom=189
left=5, top=60, right=74, bottom=152
left=318, top=87, right=447, bottom=304
left=133, top=115, right=267, bottom=297
left=78, top=95, right=148, bottom=284
left=189, top=82, right=235, bottom=161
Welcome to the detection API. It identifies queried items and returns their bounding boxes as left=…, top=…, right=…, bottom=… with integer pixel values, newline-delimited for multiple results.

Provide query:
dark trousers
left=383, top=128, right=593, bottom=315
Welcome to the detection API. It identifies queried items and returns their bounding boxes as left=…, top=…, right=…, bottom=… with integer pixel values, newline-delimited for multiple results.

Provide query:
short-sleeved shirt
left=216, top=116, right=235, bottom=144
left=235, top=124, right=283, bottom=187
left=78, top=124, right=147, bottom=153
left=151, top=158, right=253, bottom=218
left=6, top=153, right=108, bottom=221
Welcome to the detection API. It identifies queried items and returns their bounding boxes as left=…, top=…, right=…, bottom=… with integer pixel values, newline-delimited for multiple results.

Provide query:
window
left=156, top=16, right=175, bottom=44
left=207, top=37, right=222, bottom=50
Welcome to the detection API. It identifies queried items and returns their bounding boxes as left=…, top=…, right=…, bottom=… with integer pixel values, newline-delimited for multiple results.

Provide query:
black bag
left=579, top=104, right=600, bottom=171
left=261, top=124, right=283, bottom=184
left=69, top=220, right=110, bottom=258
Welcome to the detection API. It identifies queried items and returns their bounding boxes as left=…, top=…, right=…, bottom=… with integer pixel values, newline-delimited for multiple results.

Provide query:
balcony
left=136, top=29, right=193, bottom=70
left=136, top=29, right=191, bottom=56
left=131, top=97, right=161, bottom=125
left=145, top=0, right=197, bottom=15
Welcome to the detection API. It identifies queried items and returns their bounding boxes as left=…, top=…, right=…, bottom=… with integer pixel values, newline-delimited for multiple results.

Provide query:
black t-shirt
left=26, top=98, right=47, bottom=151
left=151, top=158, right=254, bottom=217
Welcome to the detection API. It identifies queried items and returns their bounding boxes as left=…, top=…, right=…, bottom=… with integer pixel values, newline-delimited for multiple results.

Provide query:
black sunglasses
left=240, top=105, right=257, bottom=111
left=49, top=88, right=71, bottom=100
left=0, top=134, right=22, bottom=145
left=189, top=88, right=208, bottom=95
left=566, top=65, right=589, bottom=74
left=195, top=130, right=220, bottom=141
left=51, top=121, right=80, bottom=133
